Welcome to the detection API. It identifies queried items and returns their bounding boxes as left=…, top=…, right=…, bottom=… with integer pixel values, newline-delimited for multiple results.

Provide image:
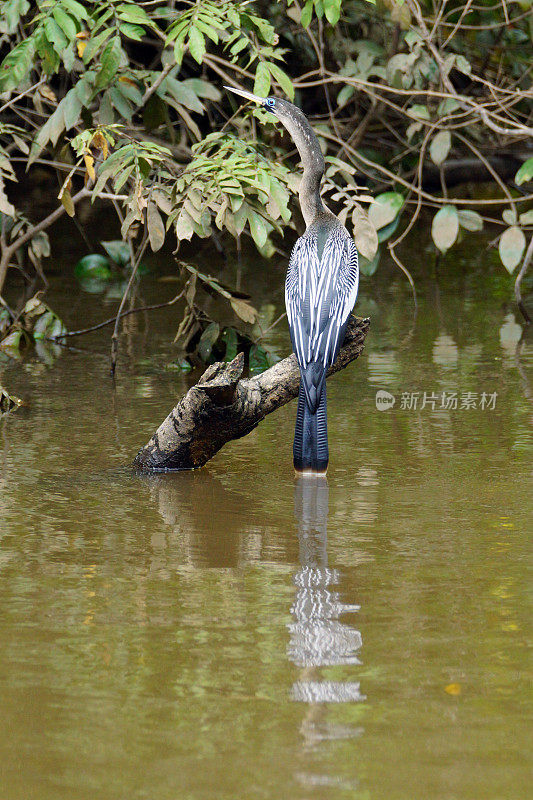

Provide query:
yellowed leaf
left=91, top=131, right=108, bottom=160
left=76, top=40, right=87, bottom=57
left=119, top=76, right=138, bottom=88
left=444, top=683, right=461, bottom=695
left=83, top=153, right=96, bottom=182
left=38, top=85, right=57, bottom=103
left=60, top=189, right=75, bottom=217
left=230, top=297, right=258, bottom=324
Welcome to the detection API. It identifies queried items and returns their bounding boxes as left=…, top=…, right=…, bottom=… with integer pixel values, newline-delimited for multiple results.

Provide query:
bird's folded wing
left=285, top=231, right=359, bottom=373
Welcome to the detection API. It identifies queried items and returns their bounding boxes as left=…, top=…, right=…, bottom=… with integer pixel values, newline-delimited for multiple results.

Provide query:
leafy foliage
left=167, top=133, right=294, bottom=255
left=0, top=294, right=67, bottom=362
left=0, top=0, right=531, bottom=365
left=0, top=380, right=23, bottom=413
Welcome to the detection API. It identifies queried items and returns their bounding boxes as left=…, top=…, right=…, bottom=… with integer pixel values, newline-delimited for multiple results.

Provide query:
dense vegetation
left=0, top=0, right=531, bottom=371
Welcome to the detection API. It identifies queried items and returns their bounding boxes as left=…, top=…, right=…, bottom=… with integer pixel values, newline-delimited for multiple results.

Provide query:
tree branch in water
left=133, top=315, right=370, bottom=472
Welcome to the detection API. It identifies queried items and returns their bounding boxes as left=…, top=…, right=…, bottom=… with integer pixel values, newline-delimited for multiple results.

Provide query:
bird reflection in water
left=288, top=477, right=364, bottom=759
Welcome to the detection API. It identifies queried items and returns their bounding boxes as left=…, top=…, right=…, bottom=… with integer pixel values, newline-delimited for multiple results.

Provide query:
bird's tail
left=293, top=382, right=329, bottom=475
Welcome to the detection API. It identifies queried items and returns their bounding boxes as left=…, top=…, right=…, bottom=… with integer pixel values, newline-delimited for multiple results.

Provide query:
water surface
left=0, top=228, right=531, bottom=799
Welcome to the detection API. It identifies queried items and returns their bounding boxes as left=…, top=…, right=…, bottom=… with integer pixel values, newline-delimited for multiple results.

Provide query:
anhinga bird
left=225, top=87, right=359, bottom=475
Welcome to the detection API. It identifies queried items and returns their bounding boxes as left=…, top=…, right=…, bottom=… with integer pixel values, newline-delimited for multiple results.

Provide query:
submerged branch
left=133, top=315, right=370, bottom=472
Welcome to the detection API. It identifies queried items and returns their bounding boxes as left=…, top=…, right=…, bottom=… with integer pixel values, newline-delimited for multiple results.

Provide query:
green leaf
left=406, top=121, right=423, bottom=141
left=95, top=35, right=122, bottom=89
left=74, top=254, right=113, bottom=279
left=376, top=215, right=400, bottom=243
left=2, top=0, right=30, bottom=34
left=458, top=210, right=483, bottom=231
left=502, top=208, right=517, bottom=226
left=324, top=0, right=341, bottom=25
left=499, top=226, right=526, bottom=273
left=253, top=61, right=271, bottom=98
left=301, top=0, right=313, bottom=27
left=267, top=63, right=294, bottom=100
left=431, top=205, right=459, bottom=253
left=222, top=327, right=238, bottom=362
left=52, top=7, right=77, bottom=40
left=120, top=23, right=146, bottom=42
left=198, top=322, right=220, bottom=362
left=408, top=105, right=430, bottom=120
left=188, top=27, right=206, bottom=64
left=82, top=29, right=113, bottom=64
left=164, top=77, right=204, bottom=113
left=183, top=78, right=221, bottom=101
left=166, top=357, right=193, bottom=373
left=0, top=329, right=25, bottom=359
left=248, top=210, right=268, bottom=247
left=437, top=98, right=460, bottom=117
left=337, top=85, right=355, bottom=108
left=454, top=55, right=471, bottom=75
left=101, top=239, right=130, bottom=266
left=108, top=86, right=133, bottom=120
left=33, top=310, right=59, bottom=340
left=519, top=210, right=533, bottom=226
left=147, top=201, right=165, bottom=252
left=0, top=37, right=35, bottom=93
left=0, top=383, right=23, bottom=414
left=62, top=0, right=88, bottom=19
left=358, top=250, right=380, bottom=276
left=44, top=17, right=68, bottom=53
left=430, top=130, right=451, bottom=166
left=515, top=157, right=533, bottom=186
left=28, top=84, right=85, bottom=163
left=116, top=3, right=152, bottom=25
left=249, top=344, right=270, bottom=374
left=368, top=192, right=404, bottom=230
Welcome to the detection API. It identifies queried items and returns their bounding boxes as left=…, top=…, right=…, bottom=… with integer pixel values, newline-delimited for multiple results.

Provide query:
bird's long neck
left=281, top=111, right=326, bottom=227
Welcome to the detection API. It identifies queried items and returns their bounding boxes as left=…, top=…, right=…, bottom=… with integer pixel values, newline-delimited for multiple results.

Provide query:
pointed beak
left=224, top=85, right=265, bottom=106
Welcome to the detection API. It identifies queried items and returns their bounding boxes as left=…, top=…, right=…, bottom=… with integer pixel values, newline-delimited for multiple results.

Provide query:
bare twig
left=515, top=236, right=532, bottom=326
left=141, top=62, right=173, bottom=105
left=389, top=244, right=418, bottom=311
left=110, top=228, right=150, bottom=375
left=0, top=77, right=46, bottom=114
left=55, top=290, right=186, bottom=339
left=0, top=186, right=91, bottom=300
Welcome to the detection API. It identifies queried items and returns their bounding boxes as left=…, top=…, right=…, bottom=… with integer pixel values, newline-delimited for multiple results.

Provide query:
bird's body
left=286, top=216, right=358, bottom=473
left=224, top=87, right=359, bottom=475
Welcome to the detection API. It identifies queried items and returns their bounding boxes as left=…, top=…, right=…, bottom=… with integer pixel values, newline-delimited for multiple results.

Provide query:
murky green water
left=0, top=227, right=531, bottom=799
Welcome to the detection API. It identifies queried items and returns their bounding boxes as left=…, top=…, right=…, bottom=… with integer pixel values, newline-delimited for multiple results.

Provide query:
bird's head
left=224, top=86, right=304, bottom=130
left=224, top=85, right=324, bottom=195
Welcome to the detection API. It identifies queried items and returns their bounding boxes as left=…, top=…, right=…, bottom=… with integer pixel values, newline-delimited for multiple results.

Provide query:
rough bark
left=133, top=315, right=369, bottom=472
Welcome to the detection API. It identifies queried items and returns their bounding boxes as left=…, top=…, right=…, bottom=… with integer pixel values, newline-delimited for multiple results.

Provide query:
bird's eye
left=265, top=98, right=276, bottom=108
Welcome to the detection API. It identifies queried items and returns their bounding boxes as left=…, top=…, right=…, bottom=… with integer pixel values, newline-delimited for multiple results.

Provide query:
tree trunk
left=133, top=315, right=370, bottom=472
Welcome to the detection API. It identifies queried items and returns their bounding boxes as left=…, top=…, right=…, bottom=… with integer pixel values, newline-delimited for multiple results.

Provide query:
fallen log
left=133, top=315, right=370, bottom=472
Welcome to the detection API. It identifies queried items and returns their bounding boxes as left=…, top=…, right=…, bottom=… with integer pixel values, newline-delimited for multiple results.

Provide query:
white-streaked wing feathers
left=285, top=228, right=359, bottom=379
